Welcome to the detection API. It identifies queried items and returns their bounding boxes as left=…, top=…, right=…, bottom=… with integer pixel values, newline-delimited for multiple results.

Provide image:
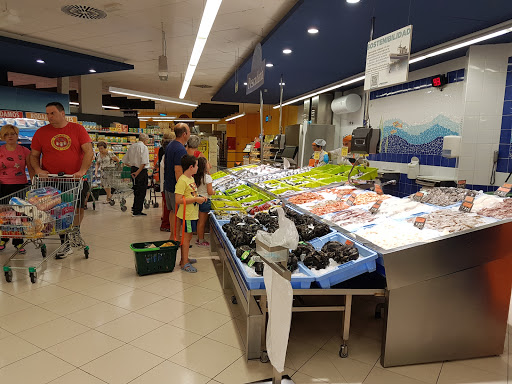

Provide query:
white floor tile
left=299, top=349, right=372, bottom=384
left=173, top=307, right=232, bottom=336
left=206, top=320, right=245, bottom=351
left=322, top=333, right=381, bottom=366
left=201, top=294, right=241, bottom=318
left=136, top=297, right=197, bottom=323
left=39, top=267, right=86, bottom=284
left=66, top=302, right=130, bottom=328
left=129, top=360, right=210, bottom=384
left=81, top=344, right=164, bottom=384
left=291, top=371, right=329, bottom=383
left=130, top=323, right=202, bottom=359
left=39, top=292, right=100, bottom=316
left=56, top=274, right=110, bottom=292
left=438, top=361, right=507, bottom=384
left=80, top=281, right=135, bottom=301
left=169, top=270, right=217, bottom=285
left=0, top=335, right=40, bottom=369
left=170, top=337, right=243, bottom=378
left=172, top=286, right=222, bottom=306
left=14, top=284, right=74, bottom=305
left=213, top=354, right=295, bottom=384
left=140, top=278, right=192, bottom=296
left=0, top=326, right=10, bottom=340
left=455, top=354, right=510, bottom=377
left=95, top=312, right=164, bottom=342
left=285, top=337, right=321, bottom=371
left=18, top=316, right=89, bottom=349
left=106, top=289, right=165, bottom=311
left=0, top=351, right=74, bottom=384
left=0, top=291, right=32, bottom=317
left=48, top=369, right=108, bottom=384
left=376, top=360, right=443, bottom=384
left=0, top=278, right=51, bottom=295
left=47, top=329, right=124, bottom=367
left=198, top=276, right=225, bottom=292
left=364, top=366, right=430, bottom=384
left=0, top=306, right=60, bottom=333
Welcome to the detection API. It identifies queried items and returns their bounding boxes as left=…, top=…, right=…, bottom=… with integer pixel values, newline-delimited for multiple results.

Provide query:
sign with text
left=495, top=183, right=512, bottom=197
left=413, top=191, right=424, bottom=202
left=414, top=217, right=426, bottom=230
left=246, top=43, right=265, bottom=95
left=25, top=112, right=47, bottom=120
left=370, top=199, right=383, bottom=214
left=459, top=195, right=474, bottom=213
left=0, top=110, right=23, bottom=119
left=364, top=25, right=412, bottom=90
left=346, top=193, right=357, bottom=206
left=457, top=180, right=466, bottom=189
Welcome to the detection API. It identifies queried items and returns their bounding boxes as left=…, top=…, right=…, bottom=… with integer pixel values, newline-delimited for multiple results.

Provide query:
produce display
left=407, top=210, right=488, bottom=234
left=477, top=198, right=512, bottom=219
left=413, top=187, right=479, bottom=206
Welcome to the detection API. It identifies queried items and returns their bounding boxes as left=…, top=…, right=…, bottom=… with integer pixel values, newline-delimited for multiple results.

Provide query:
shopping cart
left=2, top=175, right=89, bottom=283
left=145, top=169, right=159, bottom=209
left=86, top=162, right=99, bottom=210
left=103, top=163, right=133, bottom=212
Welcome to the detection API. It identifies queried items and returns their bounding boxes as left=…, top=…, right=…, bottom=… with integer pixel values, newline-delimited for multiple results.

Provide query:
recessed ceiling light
left=69, top=102, right=79, bottom=106
left=346, top=0, right=360, bottom=3
left=308, top=28, right=318, bottom=34
left=36, top=59, right=45, bottom=64
left=89, top=69, right=96, bottom=73
left=266, top=63, right=274, bottom=67
left=279, top=82, right=285, bottom=86
left=282, top=48, right=292, bottom=54
left=244, top=82, right=247, bottom=85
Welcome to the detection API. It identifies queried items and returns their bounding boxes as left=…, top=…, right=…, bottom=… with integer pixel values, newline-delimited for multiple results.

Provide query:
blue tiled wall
left=497, top=57, right=512, bottom=174
left=367, top=69, right=465, bottom=168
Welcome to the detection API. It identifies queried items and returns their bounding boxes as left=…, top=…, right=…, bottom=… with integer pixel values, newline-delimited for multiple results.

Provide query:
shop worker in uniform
left=165, top=123, right=191, bottom=240
left=30, top=101, right=94, bottom=258
left=123, top=133, right=150, bottom=216
left=310, top=138, right=329, bottom=167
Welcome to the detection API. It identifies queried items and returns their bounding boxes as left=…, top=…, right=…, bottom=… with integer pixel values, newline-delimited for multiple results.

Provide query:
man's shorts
left=165, top=191, right=176, bottom=211
left=80, top=180, right=90, bottom=209
left=178, top=218, right=198, bottom=233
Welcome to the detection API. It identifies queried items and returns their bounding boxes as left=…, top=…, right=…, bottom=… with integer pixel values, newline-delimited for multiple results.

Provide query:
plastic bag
left=255, top=207, right=299, bottom=250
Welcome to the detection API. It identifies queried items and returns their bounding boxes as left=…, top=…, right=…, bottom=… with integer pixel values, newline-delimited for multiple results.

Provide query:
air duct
left=331, top=94, right=362, bottom=114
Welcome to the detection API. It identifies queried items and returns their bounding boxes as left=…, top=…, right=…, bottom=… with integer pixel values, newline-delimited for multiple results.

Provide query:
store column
left=79, top=75, right=102, bottom=115
left=57, top=77, right=70, bottom=95
left=0, top=68, right=8, bottom=86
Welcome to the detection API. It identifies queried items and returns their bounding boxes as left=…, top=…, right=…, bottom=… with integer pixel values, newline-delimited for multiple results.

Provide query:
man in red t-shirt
left=30, top=102, right=94, bottom=258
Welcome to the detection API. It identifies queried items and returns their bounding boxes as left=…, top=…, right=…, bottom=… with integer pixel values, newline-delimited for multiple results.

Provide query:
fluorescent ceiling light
left=243, top=82, right=247, bottom=85
left=109, top=86, right=198, bottom=107
left=139, top=116, right=176, bottom=119
left=69, top=101, right=79, bottom=106
left=266, top=63, right=274, bottom=67
left=225, top=112, right=246, bottom=122
left=176, top=118, right=220, bottom=122
left=282, top=48, right=292, bottom=54
left=308, top=28, right=318, bottom=34
left=89, top=69, right=96, bottom=73
left=102, top=105, right=120, bottom=110
left=273, top=75, right=364, bottom=109
left=409, top=26, right=512, bottom=64
left=346, top=0, right=360, bottom=3
left=36, top=59, right=45, bottom=64
left=179, top=0, right=222, bottom=99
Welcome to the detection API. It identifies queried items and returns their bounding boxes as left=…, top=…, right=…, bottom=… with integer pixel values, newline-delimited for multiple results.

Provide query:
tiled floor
left=0, top=199, right=510, bottom=383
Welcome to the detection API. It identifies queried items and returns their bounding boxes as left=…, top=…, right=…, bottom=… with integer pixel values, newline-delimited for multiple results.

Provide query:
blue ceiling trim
left=0, top=36, right=134, bottom=78
left=212, top=0, right=512, bottom=105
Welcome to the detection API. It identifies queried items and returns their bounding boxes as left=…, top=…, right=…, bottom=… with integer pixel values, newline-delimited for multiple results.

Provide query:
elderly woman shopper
left=186, top=135, right=205, bottom=158
left=0, top=124, right=35, bottom=253
left=94, top=141, right=119, bottom=203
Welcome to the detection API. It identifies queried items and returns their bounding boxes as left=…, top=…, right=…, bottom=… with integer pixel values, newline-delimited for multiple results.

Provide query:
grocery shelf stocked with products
left=209, top=163, right=512, bottom=367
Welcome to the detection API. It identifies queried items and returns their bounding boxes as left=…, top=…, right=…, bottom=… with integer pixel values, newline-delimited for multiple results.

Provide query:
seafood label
left=345, top=239, right=354, bottom=246
left=370, top=200, right=383, bottom=214
left=457, top=180, right=466, bottom=189
left=413, top=192, right=424, bottom=202
left=459, top=201, right=473, bottom=213
left=414, top=217, right=426, bottom=230
left=495, top=183, right=512, bottom=197
left=346, top=194, right=356, bottom=206
left=374, top=184, right=383, bottom=195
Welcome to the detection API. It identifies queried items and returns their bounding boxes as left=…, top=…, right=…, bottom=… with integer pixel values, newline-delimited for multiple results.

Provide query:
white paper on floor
left=263, top=265, right=293, bottom=373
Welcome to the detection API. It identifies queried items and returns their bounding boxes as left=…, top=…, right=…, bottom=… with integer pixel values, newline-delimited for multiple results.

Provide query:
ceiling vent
left=61, top=5, right=107, bottom=19
left=193, top=84, right=213, bottom=89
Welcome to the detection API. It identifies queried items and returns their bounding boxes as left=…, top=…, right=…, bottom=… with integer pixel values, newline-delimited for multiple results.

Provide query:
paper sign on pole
left=364, top=25, right=412, bottom=90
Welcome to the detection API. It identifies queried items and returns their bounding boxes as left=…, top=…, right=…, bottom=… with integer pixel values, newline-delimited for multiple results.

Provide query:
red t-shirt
left=31, top=122, right=92, bottom=175
left=0, top=145, right=30, bottom=184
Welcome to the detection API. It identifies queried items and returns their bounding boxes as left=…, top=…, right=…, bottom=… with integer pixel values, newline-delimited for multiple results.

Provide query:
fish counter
left=209, top=164, right=512, bottom=367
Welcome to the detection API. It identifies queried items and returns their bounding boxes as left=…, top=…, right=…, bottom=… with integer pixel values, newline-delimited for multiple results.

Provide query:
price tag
left=459, top=195, right=475, bottom=213
left=414, top=217, right=426, bottom=230
left=341, top=147, right=349, bottom=156
left=495, top=183, right=512, bottom=197
left=345, top=239, right=354, bottom=246
left=457, top=180, right=466, bottom=189
left=346, top=193, right=356, bottom=206
left=374, top=184, right=383, bottom=195
left=413, top=192, right=424, bottom=202
left=370, top=200, right=382, bottom=214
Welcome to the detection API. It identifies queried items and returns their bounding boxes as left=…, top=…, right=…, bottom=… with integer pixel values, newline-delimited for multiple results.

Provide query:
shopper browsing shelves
left=193, top=157, right=214, bottom=247
left=187, top=134, right=205, bottom=158
left=122, top=133, right=150, bottom=216
left=175, top=154, right=208, bottom=273
left=94, top=141, right=120, bottom=204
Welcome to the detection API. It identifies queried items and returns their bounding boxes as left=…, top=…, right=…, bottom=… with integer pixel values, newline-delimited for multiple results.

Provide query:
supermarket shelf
left=86, top=129, right=159, bottom=136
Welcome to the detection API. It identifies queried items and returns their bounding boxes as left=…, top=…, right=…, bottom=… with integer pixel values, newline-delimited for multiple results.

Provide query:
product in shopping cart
left=26, top=187, right=62, bottom=211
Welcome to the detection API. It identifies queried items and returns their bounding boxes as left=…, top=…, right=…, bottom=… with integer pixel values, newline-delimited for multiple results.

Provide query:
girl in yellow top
left=175, top=154, right=208, bottom=273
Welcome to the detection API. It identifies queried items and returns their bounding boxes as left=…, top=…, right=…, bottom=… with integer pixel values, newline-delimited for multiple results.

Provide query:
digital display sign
left=431, top=74, right=447, bottom=88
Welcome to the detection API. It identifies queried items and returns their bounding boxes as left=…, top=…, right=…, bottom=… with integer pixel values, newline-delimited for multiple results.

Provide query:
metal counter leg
left=340, top=294, right=352, bottom=358
left=247, top=295, right=264, bottom=360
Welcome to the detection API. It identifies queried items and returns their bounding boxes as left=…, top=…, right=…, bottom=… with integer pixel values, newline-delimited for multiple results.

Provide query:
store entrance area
left=0, top=201, right=509, bottom=384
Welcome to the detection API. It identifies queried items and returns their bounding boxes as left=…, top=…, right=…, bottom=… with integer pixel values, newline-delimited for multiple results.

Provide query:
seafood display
left=407, top=210, right=488, bottom=234
left=477, top=198, right=512, bottom=219
left=329, top=208, right=377, bottom=227
left=288, top=192, right=324, bottom=205
left=413, top=187, right=479, bottom=206
left=309, top=200, right=350, bottom=216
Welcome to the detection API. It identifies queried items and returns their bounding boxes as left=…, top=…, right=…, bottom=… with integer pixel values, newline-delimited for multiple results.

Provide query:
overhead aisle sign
left=246, top=43, right=265, bottom=95
left=364, top=25, right=412, bottom=90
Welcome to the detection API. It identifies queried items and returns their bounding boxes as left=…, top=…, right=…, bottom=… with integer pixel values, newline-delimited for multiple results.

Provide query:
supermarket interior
left=2, top=1, right=512, bottom=384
